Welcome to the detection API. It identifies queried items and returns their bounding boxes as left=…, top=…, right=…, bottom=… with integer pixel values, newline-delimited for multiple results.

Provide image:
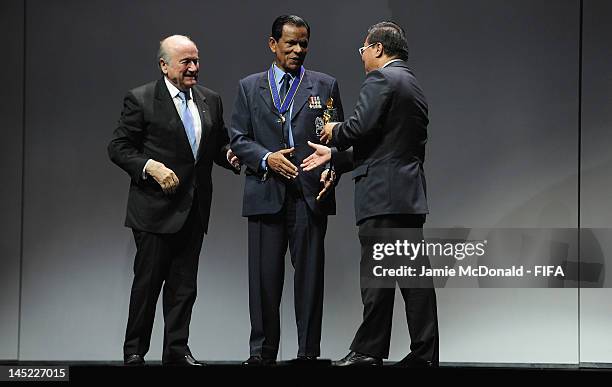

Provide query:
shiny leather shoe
left=163, top=354, right=205, bottom=366
left=242, top=355, right=276, bottom=366
left=295, top=355, right=318, bottom=361
left=392, top=358, right=437, bottom=368
left=289, top=355, right=318, bottom=364
left=333, top=351, right=382, bottom=366
left=124, top=354, right=145, bottom=366
left=290, top=356, right=332, bottom=366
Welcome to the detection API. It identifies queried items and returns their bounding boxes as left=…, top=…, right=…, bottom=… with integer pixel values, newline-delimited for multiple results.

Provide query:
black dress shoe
left=333, top=351, right=382, bottom=366
left=392, top=358, right=437, bottom=368
left=289, top=356, right=332, bottom=366
left=124, top=354, right=145, bottom=366
left=295, top=355, right=318, bottom=361
left=288, top=355, right=318, bottom=364
left=242, top=355, right=276, bottom=366
left=163, top=354, right=205, bottom=366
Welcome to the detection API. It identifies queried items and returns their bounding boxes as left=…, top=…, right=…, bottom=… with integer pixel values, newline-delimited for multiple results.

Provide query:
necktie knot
left=178, top=90, right=191, bottom=102
left=280, top=74, right=292, bottom=101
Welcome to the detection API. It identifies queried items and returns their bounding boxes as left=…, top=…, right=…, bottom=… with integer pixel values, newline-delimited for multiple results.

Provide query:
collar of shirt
left=162, top=75, right=202, bottom=149
left=382, top=58, right=404, bottom=68
left=164, top=76, right=192, bottom=100
left=272, top=63, right=296, bottom=88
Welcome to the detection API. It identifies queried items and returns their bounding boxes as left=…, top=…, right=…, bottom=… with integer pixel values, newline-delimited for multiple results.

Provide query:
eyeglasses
left=358, top=42, right=377, bottom=56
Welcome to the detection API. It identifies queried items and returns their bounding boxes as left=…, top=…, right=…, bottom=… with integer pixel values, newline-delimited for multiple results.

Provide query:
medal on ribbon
left=267, top=64, right=305, bottom=148
left=267, top=64, right=305, bottom=118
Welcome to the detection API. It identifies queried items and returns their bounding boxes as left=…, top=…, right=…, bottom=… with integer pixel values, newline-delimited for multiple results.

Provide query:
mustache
left=184, top=72, right=198, bottom=77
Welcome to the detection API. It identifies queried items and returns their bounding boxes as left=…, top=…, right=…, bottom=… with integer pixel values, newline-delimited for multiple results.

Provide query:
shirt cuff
left=261, top=152, right=272, bottom=171
left=142, top=159, right=153, bottom=180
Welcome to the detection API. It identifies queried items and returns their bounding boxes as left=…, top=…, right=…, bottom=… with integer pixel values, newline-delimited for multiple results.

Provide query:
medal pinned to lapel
left=308, top=96, right=322, bottom=109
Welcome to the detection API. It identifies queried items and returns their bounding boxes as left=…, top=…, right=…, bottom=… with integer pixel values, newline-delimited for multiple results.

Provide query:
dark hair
left=366, top=21, right=409, bottom=61
left=271, top=15, right=310, bottom=41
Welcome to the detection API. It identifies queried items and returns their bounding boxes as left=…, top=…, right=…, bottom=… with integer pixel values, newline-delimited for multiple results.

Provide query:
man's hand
left=267, top=147, right=298, bottom=179
left=301, top=141, right=332, bottom=171
left=320, top=122, right=337, bottom=144
left=227, top=149, right=241, bottom=170
left=145, top=160, right=179, bottom=194
left=317, top=169, right=336, bottom=201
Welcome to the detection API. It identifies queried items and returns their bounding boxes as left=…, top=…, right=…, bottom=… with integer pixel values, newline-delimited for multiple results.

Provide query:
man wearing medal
left=229, top=15, right=343, bottom=365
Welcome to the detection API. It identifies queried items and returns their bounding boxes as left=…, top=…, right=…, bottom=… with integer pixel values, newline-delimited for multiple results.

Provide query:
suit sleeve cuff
left=331, top=123, right=342, bottom=147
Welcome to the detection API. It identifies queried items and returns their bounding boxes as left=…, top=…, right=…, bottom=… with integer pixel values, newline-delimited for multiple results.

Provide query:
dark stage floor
left=1, top=361, right=611, bottom=383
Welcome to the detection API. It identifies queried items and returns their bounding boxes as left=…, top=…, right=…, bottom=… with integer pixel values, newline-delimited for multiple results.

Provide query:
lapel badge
left=308, top=96, right=317, bottom=109
left=309, top=95, right=323, bottom=109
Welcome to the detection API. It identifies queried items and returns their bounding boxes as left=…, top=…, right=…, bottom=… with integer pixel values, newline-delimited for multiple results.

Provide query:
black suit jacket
left=229, top=69, right=343, bottom=217
left=108, top=79, right=236, bottom=234
left=331, top=61, right=429, bottom=224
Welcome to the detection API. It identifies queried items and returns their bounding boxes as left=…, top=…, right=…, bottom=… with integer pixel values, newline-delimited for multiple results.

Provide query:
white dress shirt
left=382, top=58, right=403, bottom=68
left=142, top=78, right=203, bottom=178
left=164, top=76, right=202, bottom=148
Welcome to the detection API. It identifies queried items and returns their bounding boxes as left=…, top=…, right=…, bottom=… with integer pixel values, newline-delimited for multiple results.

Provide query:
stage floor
left=1, top=361, right=611, bottom=383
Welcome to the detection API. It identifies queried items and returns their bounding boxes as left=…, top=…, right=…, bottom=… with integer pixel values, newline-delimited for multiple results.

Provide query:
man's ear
left=269, top=37, right=277, bottom=54
left=159, top=59, right=168, bottom=75
left=374, top=43, right=384, bottom=58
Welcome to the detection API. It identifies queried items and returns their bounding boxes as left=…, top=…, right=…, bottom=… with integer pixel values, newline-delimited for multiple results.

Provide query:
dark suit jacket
left=108, top=78, right=236, bottom=234
left=331, top=60, right=429, bottom=224
left=229, top=69, right=343, bottom=217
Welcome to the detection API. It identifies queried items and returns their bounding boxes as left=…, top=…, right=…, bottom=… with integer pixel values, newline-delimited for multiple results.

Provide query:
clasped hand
left=319, top=122, right=336, bottom=144
left=146, top=160, right=179, bottom=195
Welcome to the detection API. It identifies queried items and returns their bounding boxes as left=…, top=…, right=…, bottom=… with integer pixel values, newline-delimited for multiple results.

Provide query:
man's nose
left=187, top=62, right=197, bottom=72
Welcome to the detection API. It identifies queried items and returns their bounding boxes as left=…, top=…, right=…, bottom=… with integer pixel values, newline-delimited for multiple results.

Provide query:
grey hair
left=158, top=42, right=171, bottom=64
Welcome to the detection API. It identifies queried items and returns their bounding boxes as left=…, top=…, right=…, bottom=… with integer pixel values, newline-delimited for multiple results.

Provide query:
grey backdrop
left=0, top=0, right=24, bottom=361
left=1, top=0, right=610, bottom=364
left=580, top=0, right=612, bottom=364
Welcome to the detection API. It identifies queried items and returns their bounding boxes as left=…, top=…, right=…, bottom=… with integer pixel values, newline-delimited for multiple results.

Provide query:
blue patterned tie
left=178, top=91, right=198, bottom=158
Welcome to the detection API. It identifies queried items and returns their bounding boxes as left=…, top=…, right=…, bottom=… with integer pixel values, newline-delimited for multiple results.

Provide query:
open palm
left=301, top=141, right=332, bottom=171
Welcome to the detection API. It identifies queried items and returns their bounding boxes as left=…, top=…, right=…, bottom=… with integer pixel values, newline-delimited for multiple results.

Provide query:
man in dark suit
left=302, top=21, right=439, bottom=367
left=229, top=15, right=343, bottom=365
left=108, top=35, right=239, bottom=366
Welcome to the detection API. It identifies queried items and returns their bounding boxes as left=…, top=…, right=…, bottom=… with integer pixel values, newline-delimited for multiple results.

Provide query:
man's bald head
left=158, top=35, right=199, bottom=91
left=158, top=35, right=196, bottom=65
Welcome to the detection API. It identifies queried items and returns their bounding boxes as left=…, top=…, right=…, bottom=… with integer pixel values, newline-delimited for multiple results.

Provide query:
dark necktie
left=280, top=73, right=291, bottom=101
left=280, top=74, right=292, bottom=146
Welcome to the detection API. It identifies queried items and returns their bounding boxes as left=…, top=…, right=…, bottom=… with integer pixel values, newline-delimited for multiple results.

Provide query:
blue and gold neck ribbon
left=267, top=64, right=305, bottom=116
